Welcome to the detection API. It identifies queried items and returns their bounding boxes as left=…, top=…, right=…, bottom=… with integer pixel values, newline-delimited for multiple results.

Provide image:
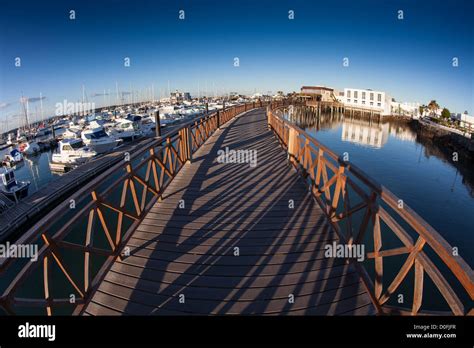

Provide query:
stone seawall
left=410, top=120, right=474, bottom=162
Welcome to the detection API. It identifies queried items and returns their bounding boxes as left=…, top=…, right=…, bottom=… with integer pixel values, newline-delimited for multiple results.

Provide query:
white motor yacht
left=81, top=122, right=120, bottom=153
left=107, top=118, right=143, bottom=141
left=2, top=149, right=24, bottom=168
left=52, top=138, right=97, bottom=164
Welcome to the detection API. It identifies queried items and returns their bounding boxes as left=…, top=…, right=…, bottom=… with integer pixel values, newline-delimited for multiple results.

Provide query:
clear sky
left=0, top=0, right=473, bottom=130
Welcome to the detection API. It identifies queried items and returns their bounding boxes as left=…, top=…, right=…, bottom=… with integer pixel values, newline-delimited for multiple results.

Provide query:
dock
left=0, top=101, right=471, bottom=316
left=85, top=108, right=375, bottom=315
left=0, top=138, right=155, bottom=241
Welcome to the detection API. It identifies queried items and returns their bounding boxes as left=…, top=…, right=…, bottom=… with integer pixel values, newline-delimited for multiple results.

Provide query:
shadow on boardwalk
left=84, top=108, right=376, bottom=316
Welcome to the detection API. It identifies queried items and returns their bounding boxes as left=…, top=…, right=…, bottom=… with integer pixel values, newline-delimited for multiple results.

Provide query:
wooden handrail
left=267, top=103, right=474, bottom=315
left=0, top=101, right=267, bottom=315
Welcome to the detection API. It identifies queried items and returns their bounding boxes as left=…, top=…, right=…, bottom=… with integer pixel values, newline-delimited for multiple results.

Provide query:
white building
left=422, top=107, right=442, bottom=118
left=341, top=119, right=389, bottom=148
left=391, top=101, right=421, bottom=118
left=343, top=88, right=392, bottom=116
left=452, top=112, right=474, bottom=128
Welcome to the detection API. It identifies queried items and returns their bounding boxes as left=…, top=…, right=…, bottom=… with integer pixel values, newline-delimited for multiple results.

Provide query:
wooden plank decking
left=84, top=108, right=376, bottom=316
left=0, top=138, right=156, bottom=241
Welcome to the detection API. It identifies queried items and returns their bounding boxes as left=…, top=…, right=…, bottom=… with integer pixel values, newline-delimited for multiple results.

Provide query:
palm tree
left=419, top=105, right=425, bottom=116
left=428, top=100, right=440, bottom=117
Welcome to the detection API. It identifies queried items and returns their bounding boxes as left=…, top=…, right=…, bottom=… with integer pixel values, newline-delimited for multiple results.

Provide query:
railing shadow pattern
left=0, top=101, right=267, bottom=315
left=110, top=110, right=359, bottom=315
left=268, top=104, right=473, bottom=315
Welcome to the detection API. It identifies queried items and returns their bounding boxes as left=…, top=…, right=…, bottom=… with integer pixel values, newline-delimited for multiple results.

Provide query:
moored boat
left=2, top=149, right=24, bottom=168
left=52, top=138, right=97, bottom=164
left=19, top=141, right=41, bottom=156
left=0, top=167, right=30, bottom=202
left=81, top=122, right=120, bottom=153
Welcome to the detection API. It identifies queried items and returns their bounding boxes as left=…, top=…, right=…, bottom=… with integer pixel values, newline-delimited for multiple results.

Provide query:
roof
left=60, top=138, right=83, bottom=144
left=301, top=86, right=334, bottom=91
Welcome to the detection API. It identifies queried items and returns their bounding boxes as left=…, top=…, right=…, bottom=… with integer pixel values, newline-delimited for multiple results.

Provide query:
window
left=362, top=100, right=366, bottom=105
left=377, top=103, right=381, bottom=107
left=370, top=93, right=374, bottom=101
left=354, top=91, right=358, bottom=98
left=370, top=102, right=373, bottom=106
left=377, top=94, right=382, bottom=102
left=85, top=130, right=108, bottom=139
left=347, top=90, right=351, bottom=98
left=347, top=99, right=351, bottom=103
left=71, top=141, right=85, bottom=149
left=354, top=100, right=358, bottom=103
left=63, top=145, right=73, bottom=151
left=362, top=92, right=366, bottom=99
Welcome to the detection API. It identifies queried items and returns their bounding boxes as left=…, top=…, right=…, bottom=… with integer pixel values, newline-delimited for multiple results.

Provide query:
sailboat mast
left=116, top=81, right=120, bottom=105
left=82, top=85, right=86, bottom=117
left=40, top=92, right=44, bottom=122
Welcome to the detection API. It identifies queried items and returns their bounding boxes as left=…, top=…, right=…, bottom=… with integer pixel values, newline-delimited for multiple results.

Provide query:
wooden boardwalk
left=0, top=138, right=157, bottom=241
left=84, top=108, right=376, bottom=316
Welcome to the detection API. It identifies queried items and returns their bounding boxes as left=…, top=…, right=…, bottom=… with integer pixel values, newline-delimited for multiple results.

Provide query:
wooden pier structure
left=0, top=138, right=155, bottom=241
left=0, top=101, right=472, bottom=316
left=306, top=100, right=382, bottom=121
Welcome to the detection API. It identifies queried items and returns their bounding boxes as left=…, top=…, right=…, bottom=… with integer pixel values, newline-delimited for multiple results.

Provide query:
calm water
left=287, top=108, right=474, bottom=267
left=0, top=146, right=60, bottom=197
left=1, top=111, right=473, bottom=314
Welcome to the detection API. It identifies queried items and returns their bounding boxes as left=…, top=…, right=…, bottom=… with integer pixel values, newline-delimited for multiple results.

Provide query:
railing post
left=184, top=126, right=192, bottom=163
left=288, top=127, right=297, bottom=165
left=205, top=102, right=209, bottom=115
left=154, top=110, right=161, bottom=137
left=267, top=105, right=272, bottom=130
left=217, top=110, right=220, bottom=129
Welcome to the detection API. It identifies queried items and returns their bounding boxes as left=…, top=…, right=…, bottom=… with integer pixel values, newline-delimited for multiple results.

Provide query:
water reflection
left=342, top=120, right=389, bottom=148
left=286, top=106, right=419, bottom=149
left=0, top=146, right=59, bottom=197
left=283, top=106, right=474, bottom=263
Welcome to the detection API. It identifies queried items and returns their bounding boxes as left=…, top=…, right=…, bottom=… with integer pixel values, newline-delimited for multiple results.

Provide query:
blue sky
left=0, top=0, right=473, bottom=129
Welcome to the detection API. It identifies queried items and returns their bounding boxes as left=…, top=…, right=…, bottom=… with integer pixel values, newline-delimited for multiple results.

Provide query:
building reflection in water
left=284, top=106, right=474, bottom=197
left=342, top=120, right=389, bottom=148
left=285, top=106, right=417, bottom=149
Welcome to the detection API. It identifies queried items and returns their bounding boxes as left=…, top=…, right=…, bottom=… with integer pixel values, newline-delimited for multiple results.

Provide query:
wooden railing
left=268, top=104, right=473, bottom=316
left=0, top=101, right=265, bottom=315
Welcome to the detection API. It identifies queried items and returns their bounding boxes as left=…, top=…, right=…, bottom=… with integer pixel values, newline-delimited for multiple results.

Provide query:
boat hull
left=0, top=181, right=30, bottom=201
left=87, top=141, right=117, bottom=154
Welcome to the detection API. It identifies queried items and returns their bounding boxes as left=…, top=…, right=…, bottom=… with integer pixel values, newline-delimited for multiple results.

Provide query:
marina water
left=286, top=107, right=474, bottom=267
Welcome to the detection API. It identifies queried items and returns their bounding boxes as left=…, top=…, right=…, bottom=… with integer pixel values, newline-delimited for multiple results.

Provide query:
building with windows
left=300, top=86, right=337, bottom=102
left=341, top=119, right=390, bottom=148
left=170, top=90, right=192, bottom=103
left=452, top=112, right=474, bottom=128
left=343, top=88, right=392, bottom=116
left=390, top=101, right=422, bottom=118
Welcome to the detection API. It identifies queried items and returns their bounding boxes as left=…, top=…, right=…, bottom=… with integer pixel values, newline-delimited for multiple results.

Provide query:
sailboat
left=17, top=94, right=41, bottom=156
